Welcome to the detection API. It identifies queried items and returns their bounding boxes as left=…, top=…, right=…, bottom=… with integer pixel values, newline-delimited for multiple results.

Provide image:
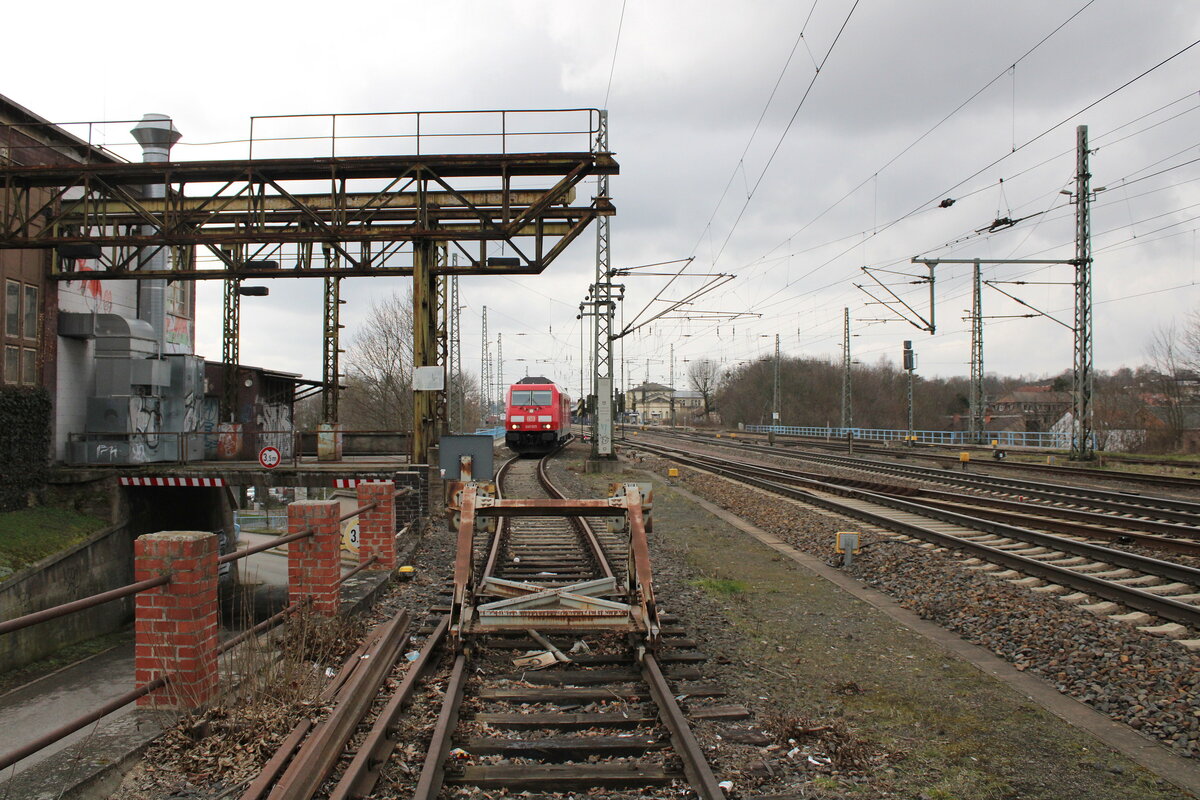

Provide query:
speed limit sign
left=258, top=446, right=281, bottom=469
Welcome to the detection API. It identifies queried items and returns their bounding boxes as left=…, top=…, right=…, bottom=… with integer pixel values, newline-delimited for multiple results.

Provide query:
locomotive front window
left=511, top=390, right=553, bottom=406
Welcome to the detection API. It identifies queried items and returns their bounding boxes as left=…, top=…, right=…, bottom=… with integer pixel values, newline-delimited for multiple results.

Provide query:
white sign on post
left=597, top=377, right=613, bottom=455
left=413, top=366, right=445, bottom=390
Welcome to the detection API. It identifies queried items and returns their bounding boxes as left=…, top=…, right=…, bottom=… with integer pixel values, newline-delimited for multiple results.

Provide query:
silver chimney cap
left=130, top=113, right=181, bottom=156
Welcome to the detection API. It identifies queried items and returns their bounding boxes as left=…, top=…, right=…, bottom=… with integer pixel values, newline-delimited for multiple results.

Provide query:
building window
left=23, top=284, right=38, bottom=339
left=21, top=347, right=36, bottom=385
left=3, top=345, right=17, bottom=384
left=4, top=280, right=18, bottom=337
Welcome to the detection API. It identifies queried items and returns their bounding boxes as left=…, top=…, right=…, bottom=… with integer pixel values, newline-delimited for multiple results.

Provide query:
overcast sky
left=7, top=1, right=1200, bottom=400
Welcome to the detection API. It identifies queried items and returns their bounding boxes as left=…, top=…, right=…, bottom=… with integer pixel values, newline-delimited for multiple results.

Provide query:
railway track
left=635, top=439, right=1200, bottom=640
left=728, top=430, right=1200, bottom=490
left=241, top=447, right=735, bottom=799
left=657, top=430, right=1200, bottom=529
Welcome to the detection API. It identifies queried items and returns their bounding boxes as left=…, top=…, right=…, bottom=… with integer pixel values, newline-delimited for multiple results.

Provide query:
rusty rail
left=0, top=575, right=170, bottom=636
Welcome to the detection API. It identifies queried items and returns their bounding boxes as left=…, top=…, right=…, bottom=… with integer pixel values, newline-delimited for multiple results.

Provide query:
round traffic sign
left=258, top=446, right=281, bottom=469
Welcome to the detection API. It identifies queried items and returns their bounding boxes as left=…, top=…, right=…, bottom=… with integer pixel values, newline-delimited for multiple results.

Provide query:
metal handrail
left=0, top=575, right=169, bottom=636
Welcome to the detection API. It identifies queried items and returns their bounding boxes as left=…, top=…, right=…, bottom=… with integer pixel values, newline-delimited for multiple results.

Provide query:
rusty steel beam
left=1, top=152, right=617, bottom=187
left=59, top=187, right=576, bottom=218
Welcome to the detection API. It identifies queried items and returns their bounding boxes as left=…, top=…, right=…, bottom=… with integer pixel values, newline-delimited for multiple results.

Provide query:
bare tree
left=687, top=358, right=721, bottom=415
left=1146, top=323, right=1185, bottom=450
left=340, top=290, right=414, bottom=430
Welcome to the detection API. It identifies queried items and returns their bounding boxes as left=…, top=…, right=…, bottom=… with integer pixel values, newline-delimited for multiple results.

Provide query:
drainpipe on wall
left=130, top=114, right=181, bottom=357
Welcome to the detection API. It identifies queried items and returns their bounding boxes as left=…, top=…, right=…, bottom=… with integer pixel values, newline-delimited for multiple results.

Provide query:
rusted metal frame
left=266, top=610, right=412, bottom=800
left=424, top=170, right=530, bottom=265
left=538, top=207, right=599, bottom=269
left=0, top=152, right=613, bottom=189
left=661, top=448, right=1200, bottom=628
left=536, top=450, right=615, bottom=579
left=411, top=651, right=469, bottom=800
left=9, top=179, right=79, bottom=241
left=641, top=653, right=725, bottom=800
left=93, top=175, right=169, bottom=235
left=503, top=159, right=589, bottom=235
left=263, top=177, right=360, bottom=270
left=27, top=217, right=593, bottom=250
left=345, top=172, right=418, bottom=227
left=624, top=487, right=660, bottom=644
left=328, top=616, right=450, bottom=800
left=0, top=574, right=170, bottom=636
left=0, top=675, right=168, bottom=773
left=475, top=497, right=628, bottom=517
left=477, top=579, right=622, bottom=610
left=451, top=483, right=479, bottom=641
left=239, top=719, right=313, bottom=800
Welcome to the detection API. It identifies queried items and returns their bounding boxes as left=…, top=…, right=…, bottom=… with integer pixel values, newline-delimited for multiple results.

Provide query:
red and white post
left=134, top=531, right=219, bottom=709
left=356, top=481, right=397, bottom=571
left=287, top=500, right=341, bottom=615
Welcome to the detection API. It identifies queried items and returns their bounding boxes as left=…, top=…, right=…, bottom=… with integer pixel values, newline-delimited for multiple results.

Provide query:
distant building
left=989, top=387, right=1072, bottom=432
left=627, top=382, right=704, bottom=424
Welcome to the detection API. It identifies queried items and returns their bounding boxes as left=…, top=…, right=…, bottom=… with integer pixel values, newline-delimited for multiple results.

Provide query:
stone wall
left=0, top=519, right=134, bottom=672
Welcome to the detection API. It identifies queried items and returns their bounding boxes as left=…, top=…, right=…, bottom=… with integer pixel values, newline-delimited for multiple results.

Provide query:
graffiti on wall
left=64, top=259, right=114, bottom=314
left=259, top=402, right=293, bottom=457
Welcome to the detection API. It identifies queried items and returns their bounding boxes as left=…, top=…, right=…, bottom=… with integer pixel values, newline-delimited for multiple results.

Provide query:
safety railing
left=0, top=482, right=412, bottom=773
left=743, top=425, right=1095, bottom=450
left=246, top=108, right=603, bottom=160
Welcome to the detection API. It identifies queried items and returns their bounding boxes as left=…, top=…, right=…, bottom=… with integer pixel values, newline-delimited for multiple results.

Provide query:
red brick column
left=356, top=481, right=397, bottom=570
left=287, top=500, right=341, bottom=615
left=134, top=531, right=218, bottom=709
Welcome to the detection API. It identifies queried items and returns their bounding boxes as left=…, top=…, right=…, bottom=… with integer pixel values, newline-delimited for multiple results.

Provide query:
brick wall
left=134, top=531, right=218, bottom=709
left=286, top=500, right=340, bottom=615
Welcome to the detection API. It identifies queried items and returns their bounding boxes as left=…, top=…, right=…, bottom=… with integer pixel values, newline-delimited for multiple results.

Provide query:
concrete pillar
left=287, top=500, right=341, bottom=615
left=134, top=531, right=218, bottom=709
left=355, top=481, right=397, bottom=570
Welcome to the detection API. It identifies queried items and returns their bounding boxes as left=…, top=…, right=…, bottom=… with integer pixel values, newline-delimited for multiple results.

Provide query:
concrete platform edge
left=657, top=473, right=1200, bottom=799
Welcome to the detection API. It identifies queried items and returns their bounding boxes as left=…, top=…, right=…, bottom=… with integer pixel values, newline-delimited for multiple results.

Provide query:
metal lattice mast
left=591, top=109, right=616, bottom=458
left=841, top=308, right=852, bottom=429
left=321, top=258, right=343, bottom=424
left=481, top=306, right=490, bottom=424
left=904, top=340, right=915, bottom=444
left=496, top=332, right=504, bottom=411
left=448, top=266, right=463, bottom=433
left=669, top=343, right=676, bottom=428
left=434, top=244, right=449, bottom=437
left=969, top=259, right=984, bottom=443
left=221, top=272, right=240, bottom=422
left=770, top=333, right=780, bottom=445
left=1072, top=125, right=1094, bottom=460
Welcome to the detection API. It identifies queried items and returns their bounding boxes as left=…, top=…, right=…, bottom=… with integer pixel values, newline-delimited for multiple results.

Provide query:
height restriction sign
left=258, top=446, right=281, bottom=469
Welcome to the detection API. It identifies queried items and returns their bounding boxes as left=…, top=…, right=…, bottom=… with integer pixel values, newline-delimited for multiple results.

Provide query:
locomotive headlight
left=544, top=424, right=551, bottom=429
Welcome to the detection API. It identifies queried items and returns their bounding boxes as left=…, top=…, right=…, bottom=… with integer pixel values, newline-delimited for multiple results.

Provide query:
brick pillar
left=135, top=531, right=219, bottom=709
left=287, top=500, right=341, bottom=615
left=356, top=481, right=397, bottom=570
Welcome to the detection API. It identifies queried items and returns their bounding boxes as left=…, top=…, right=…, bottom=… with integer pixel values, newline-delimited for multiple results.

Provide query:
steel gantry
left=0, top=109, right=617, bottom=464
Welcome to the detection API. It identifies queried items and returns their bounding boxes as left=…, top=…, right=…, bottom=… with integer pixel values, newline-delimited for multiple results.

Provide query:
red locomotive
left=504, top=377, right=572, bottom=455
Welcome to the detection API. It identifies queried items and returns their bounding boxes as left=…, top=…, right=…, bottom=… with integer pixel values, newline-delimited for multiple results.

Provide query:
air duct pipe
left=130, top=113, right=181, bottom=357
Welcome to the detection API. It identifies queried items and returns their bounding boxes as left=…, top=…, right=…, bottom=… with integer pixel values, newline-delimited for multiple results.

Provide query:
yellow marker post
left=960, top=451, right=970, bottom=471
left=667, top=467, right=680, bottom=478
